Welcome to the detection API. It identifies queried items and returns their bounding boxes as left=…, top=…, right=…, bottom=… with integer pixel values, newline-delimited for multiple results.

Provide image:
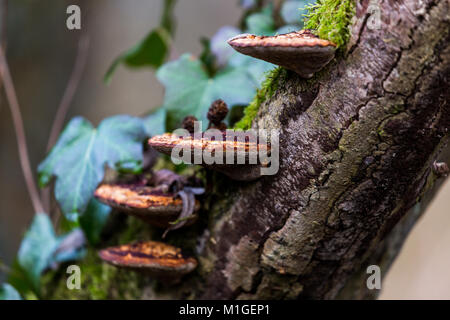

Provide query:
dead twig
left=0, top=46, right=44, bottom=214
left=46, top=34, right=89, bottom=151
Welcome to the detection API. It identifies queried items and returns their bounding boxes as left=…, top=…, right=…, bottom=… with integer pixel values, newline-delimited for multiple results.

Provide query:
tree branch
left=46, top=34, right=89, bottom=151
left=0, top=46, right=44, bottom=214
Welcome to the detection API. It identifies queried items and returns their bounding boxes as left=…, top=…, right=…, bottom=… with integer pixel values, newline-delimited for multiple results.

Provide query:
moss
left=304, top=0, right=356, bottom=49
left=43, top=248, right=144, bottom=300
left=234, top=67, right=285, bottom=130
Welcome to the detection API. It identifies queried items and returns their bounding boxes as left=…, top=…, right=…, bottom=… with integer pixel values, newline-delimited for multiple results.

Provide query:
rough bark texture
left=195, top=0, right=450, bottom=300
left=48, top=0, right=449, bottom=300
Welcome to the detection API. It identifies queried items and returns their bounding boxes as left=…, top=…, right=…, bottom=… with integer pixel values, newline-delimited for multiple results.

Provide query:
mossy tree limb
left=199, top=0, right=449, bottom=299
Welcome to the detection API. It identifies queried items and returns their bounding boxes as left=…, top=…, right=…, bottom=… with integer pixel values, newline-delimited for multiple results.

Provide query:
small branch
left=46, top=34, right=89, bottom=151
left=42, top=34, right=89, bottom=217
left=0, top=46, right=44, bottom=214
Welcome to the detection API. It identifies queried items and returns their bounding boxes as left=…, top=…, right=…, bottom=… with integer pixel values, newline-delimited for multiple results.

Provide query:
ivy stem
left=0, top=46, right=45, bottom=214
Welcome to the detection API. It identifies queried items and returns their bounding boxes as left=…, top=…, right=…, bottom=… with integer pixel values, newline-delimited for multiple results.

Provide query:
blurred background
left=0, top=0, right=449, bottom=299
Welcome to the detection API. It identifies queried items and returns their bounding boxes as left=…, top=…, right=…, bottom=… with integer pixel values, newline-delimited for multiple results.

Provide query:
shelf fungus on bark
left=98, top=241, right=197, bottom=279
left=94, top=182, right=200, bottom=229
left=227, top=29, right=336, bottom=78
left=148, top=131, right=271, bottom=181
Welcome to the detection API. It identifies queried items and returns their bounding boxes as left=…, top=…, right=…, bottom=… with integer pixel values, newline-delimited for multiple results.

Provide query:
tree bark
left=191, top=0, right=450, bottom=300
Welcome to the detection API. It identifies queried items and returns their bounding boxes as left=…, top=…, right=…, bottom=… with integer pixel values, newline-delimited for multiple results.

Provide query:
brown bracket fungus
left=98, top=241, right=197, bottom=279
left=228, top=29, right=336, bottom=78
left=148, top=131, right=271, bottom=181
left=94, top=183, right=199, bottom=228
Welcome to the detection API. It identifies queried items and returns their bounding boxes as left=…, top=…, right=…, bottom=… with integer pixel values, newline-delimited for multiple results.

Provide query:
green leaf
left=17, top=214, right=87, bottom=294
left=38, top=115, right=146, bottom=220
left=157, top=53, right=256, bottom=129
left=17, top=214, right=59, bottom=292
left=104, top=27, right=171, bottom=84
left=245, top=5, right=274, bottom=35
left=53, top=229, right=87, bottom=264
left=79, top=199, right=111, bottom=245
left=143, top=107, right=166, bottom=136
left=228, top=52, right=275, bottom=86
left=0, top=283, right=22, bottom=300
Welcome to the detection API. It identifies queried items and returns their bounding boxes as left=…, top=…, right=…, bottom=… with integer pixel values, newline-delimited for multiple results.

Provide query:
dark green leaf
left=79, top=198, right=111, bottom=245
left=157, top=54, right=256, bottom=129
left=0, top=283, right=22, bottom=300
left=38, top=115, right=146, bottom=220
left=104, top=27, right=171, bottom=84
left=143, top=107, right=166, bottom=136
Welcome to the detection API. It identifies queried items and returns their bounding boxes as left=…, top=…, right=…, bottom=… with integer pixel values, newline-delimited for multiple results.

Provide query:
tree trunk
left=48, top=0, right=449, bottom=300
left=194, top=0, right=450, bottom=299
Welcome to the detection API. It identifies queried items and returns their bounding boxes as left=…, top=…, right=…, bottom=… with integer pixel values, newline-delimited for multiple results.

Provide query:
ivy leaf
left=245, top=6, right=274, bottom=35
left=104, top=27, right=171, bottom=84
left=17, top=214, right=59, bottom=292
left=157, top=53, right=256, bottom=129
left=53, top=229, right=86, bottom=265
left=210, top=26, right=241, bottom=67
left=38, top=115, right=146, bottom=220
left=17, top=214, right=87, bottom=293
left=281, top=0, right=309, bottom=25
left=0, top=284, right=22, bottom=300
left=79, top=199, right=111, bottom=245
left=228, top=52, right=275, bottom=86
left=143, top=107, right=166, bottom=137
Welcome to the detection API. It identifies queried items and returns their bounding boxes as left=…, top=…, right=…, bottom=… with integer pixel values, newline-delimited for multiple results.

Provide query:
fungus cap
left=148, top=132, right=270, bottom=181
left=98, top=241, right=197, bottom=276
left=94, top=183, right=199, bottom=228
left=228, top=30, right=336, bottom=78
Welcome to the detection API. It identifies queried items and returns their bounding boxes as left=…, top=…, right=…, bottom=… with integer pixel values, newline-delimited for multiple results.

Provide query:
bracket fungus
left=94, top=182, right=200, bottom=229
left=148, top=131, right=271, bottom=181
left=228, top=29, right=336, bottom=78
left=98, top=241, right=197, bottom=279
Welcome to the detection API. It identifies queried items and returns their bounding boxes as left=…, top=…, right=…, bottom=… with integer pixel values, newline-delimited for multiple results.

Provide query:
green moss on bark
left=304, top=0, right=356, bottom=48
left=234, top=67, right=284, bottom=130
